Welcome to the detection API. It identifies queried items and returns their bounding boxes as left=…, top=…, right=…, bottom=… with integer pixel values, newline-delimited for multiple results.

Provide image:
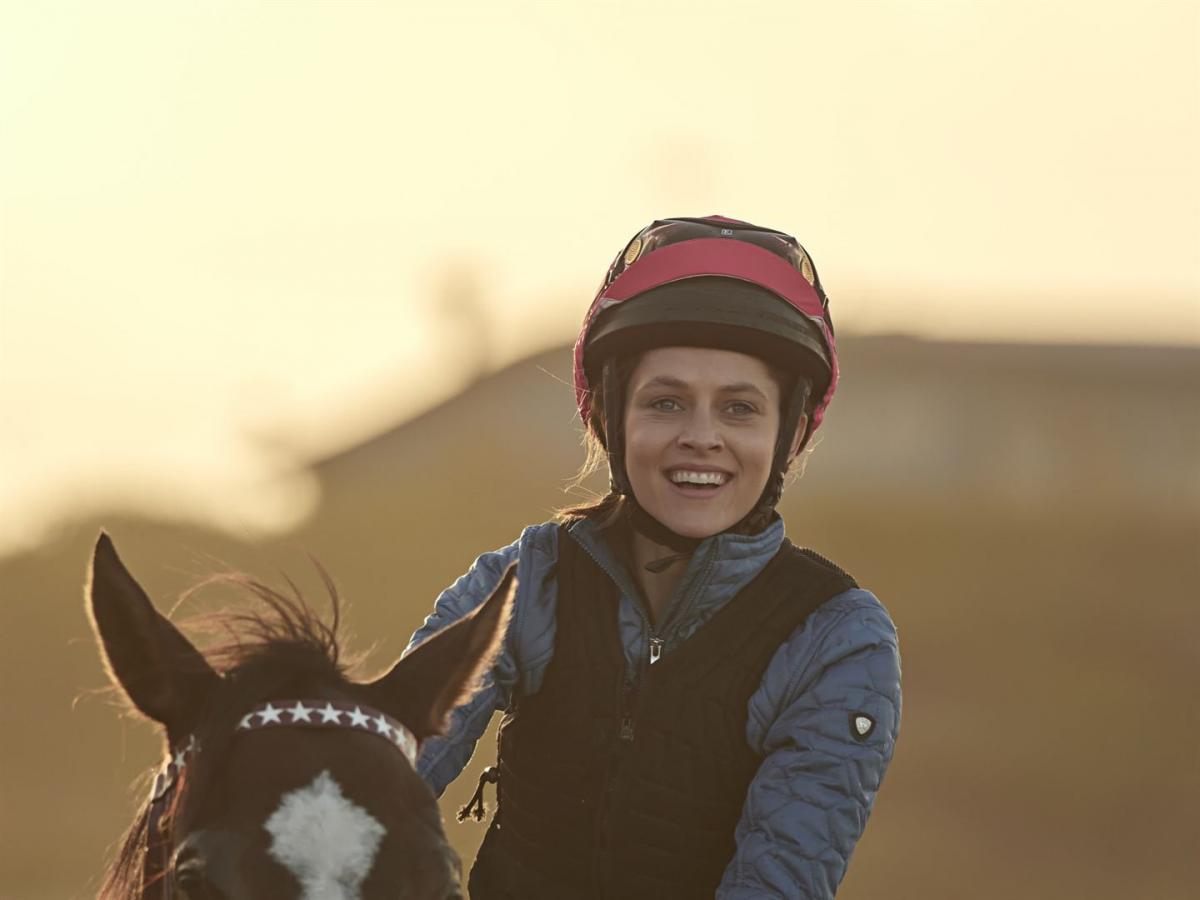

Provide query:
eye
left=726, top=401, right=758, bottom=415
left=651, top=398, right=682, bottom=412
left=175, top=866, right=225, bottom=900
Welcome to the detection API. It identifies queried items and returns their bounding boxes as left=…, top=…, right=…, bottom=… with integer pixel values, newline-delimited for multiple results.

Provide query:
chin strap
left=733, top=379, right=812, bottom=535
left=601, top=359, right=631, bottom=497
left=624, top=501, right=701, bottom=572
left=626, top=501, right=699, bottom=554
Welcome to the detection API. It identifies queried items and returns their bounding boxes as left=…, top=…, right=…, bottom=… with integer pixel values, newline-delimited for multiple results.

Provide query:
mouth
left=663, top=467, right=733, bottom=499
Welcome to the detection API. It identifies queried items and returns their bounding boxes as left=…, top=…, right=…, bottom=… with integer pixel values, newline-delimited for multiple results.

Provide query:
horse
left=86, top=531, right=514, bottom=900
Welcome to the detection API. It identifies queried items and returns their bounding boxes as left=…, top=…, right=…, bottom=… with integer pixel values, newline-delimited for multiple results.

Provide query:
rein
left=142, top=699, right=419, bottom=900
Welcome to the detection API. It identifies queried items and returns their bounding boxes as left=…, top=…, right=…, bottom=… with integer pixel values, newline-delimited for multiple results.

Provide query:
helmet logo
left=623, top=237, right=643, bottom=267
left=798, top=250, right=816, bottom=286
left=719, top=228, right=734, bottom=236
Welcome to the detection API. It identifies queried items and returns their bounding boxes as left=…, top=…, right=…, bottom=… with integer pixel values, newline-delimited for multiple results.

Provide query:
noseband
left=143, top=699, right=419, bottom=900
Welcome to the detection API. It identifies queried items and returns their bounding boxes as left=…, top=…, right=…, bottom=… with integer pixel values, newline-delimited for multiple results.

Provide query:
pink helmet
left=573, top=215, right=839, bottom=439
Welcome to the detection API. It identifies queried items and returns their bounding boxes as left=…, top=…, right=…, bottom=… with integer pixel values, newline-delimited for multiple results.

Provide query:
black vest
left=469, top=524, right=856, bottom=900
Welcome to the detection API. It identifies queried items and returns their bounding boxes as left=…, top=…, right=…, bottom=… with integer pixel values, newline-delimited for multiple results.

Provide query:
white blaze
left=265, top=770, right=386, bottom=900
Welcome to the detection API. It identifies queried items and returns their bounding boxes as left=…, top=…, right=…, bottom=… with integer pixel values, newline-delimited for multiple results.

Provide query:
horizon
left=3, top=328, right=1195, bottom=561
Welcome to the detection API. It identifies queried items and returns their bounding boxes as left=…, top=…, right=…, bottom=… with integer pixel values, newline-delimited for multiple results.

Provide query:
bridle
left=142, top=698, right=419, bottom=900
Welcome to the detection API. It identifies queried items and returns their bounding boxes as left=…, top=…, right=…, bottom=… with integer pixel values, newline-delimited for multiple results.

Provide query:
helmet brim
left=584, top=277, right=832, bottom=399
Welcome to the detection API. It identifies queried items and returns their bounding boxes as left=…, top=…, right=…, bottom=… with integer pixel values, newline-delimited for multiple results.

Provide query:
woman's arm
left=718, top=591, right=902, bottom=899
left=406, top=538, right=523, bottom=796
left=406, top=523, right=560, bottom=796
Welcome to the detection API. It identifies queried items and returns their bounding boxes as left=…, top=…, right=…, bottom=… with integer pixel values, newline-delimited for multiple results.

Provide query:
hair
left=556, top=350, right=815, bottom=527
left=555, top=355, right=638, bottom=527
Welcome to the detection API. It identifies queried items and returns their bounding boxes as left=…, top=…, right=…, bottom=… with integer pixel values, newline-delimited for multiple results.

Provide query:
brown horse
left=87, top=532, right=514, bottom=900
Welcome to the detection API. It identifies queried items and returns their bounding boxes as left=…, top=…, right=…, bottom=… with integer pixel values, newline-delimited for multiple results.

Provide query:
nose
left=173, top=829, right=252, bottom=899
left=677, top=408, right=723, bottom=451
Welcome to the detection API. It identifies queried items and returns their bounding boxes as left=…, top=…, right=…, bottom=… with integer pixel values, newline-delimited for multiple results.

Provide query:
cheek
left=729, top=429, right=780, bottom=491
left=622, top=417, right=667, bottom=466
left=744, top=431, right=779, bottom=468
left=725, top=414, right=775, bottom=452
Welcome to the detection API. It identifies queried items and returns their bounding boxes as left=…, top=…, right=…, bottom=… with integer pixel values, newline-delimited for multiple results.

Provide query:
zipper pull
left=649, top=636, right=664, bottom=665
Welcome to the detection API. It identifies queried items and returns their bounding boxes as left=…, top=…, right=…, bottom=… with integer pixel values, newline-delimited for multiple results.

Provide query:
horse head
left=86, top=532, right=513, bottom=900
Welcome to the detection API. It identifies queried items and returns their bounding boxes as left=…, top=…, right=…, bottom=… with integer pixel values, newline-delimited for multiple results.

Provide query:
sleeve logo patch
left=850, top=713, right=876, bottom=741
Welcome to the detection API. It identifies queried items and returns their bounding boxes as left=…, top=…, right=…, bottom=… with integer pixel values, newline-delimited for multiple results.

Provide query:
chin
left=651, top=506, right=740, bottom=540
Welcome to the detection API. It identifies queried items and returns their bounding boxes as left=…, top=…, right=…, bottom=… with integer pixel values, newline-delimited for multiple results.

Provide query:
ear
left=787, top=413, right=810, bottom=464
left=368, top=563, right=517, bottom=741
left=86, top=532, right=219, bottom=741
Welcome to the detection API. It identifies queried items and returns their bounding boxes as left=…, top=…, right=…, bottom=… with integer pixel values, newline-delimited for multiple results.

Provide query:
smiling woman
left=404, top=215, right=902, bottom=900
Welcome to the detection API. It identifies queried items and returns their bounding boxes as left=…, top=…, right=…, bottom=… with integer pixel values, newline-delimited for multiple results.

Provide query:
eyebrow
left=634, top=375, right=769, bottom=401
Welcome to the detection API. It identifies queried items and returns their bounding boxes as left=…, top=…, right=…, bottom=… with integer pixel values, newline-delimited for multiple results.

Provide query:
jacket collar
left=566, top=513, right=786, bottom=631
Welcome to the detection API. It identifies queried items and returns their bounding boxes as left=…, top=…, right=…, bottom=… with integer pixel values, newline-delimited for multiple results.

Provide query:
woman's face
left=623, top=346, right=803, bottom=539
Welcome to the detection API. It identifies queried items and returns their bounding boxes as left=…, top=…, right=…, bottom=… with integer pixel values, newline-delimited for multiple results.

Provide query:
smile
left=664, top=468, right=733, bottom=496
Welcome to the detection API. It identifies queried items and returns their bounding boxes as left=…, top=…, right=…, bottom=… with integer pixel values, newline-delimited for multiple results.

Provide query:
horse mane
left=197, top=568, right=351, bottom=671
left=99, top=800, right=152, bottom=900
left=100, top=564, right=362, bottom=900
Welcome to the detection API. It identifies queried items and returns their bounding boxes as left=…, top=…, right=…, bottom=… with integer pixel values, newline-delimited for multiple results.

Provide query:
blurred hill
left=2, top=335, right=1197, bottom=899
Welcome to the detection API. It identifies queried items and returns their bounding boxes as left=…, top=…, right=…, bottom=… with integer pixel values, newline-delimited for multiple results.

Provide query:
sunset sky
left=2, top=0, right=1197, bottom=555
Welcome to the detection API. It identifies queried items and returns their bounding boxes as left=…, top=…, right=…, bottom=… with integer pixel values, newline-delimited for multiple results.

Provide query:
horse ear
left=86, top=532, right=219, bottom=740
left=370, top=563, right=517, bottom=741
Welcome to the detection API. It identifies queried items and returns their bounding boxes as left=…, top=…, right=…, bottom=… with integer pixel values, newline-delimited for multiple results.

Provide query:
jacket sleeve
left=406, top=535, right=524, bottom=797
left=717, top=593, right=902, bottom=899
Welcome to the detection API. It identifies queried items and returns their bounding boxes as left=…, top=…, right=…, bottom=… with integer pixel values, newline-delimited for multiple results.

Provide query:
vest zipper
left=617, top=636, right=663, bottom=741
left=648, top=636, right=664, bottom=665
left=620, top=678, right=637, bottom=741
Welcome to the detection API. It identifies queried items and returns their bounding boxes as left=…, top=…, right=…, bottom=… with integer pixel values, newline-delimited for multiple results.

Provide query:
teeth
left=669, top=470, right=728, bottom=486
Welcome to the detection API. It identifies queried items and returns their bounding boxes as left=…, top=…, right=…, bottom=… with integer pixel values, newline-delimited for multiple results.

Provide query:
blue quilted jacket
left=406, top=515, right=902, bottom=899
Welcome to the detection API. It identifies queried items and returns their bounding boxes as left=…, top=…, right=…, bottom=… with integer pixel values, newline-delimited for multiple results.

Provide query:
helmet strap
left=625, top=501, right=702, bottom=555
left=735, top=379, right=811, bottom=534
left=601, top=358, right=632, bottom=497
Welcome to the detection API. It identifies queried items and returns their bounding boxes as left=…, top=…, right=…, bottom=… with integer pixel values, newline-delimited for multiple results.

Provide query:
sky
left=1, top=0, right=1197, bottom=556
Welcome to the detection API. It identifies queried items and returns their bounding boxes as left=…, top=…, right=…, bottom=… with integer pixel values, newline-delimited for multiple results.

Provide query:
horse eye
left=175, top=866, right=224, bottom=900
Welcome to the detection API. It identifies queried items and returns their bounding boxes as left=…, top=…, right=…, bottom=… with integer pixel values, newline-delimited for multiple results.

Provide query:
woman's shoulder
left=514, top=519, right=562, bottom=563
left=466, top=520, right=561, bottom=567
left=791, top=585, right=900, bottom=664
left=765, top=584, right=901, bottom=704
left=815, top=586, right=899, bottom=642
left=515, top=514, right=609, bottom=566
left=776, top=537, right=899, bottom=651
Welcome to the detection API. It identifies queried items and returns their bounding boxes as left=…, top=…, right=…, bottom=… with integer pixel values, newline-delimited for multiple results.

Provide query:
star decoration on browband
left=151, top=699, right=419, bottom=808
left=235, top=699, right=419, bottom=765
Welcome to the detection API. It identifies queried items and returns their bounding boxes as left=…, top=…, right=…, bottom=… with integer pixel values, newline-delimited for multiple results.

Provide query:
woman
left=406, top=215, right=902, bottom=899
